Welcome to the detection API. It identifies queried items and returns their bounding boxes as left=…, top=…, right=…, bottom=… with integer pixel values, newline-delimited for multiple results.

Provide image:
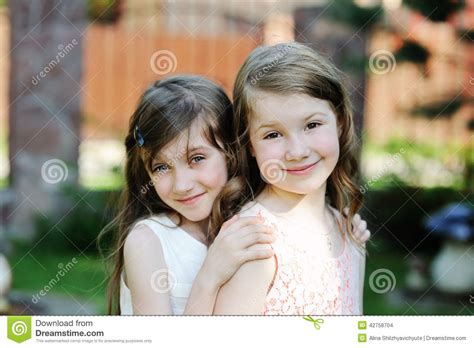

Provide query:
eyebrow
left=187, top=145, right=210, bottom=153
left=152, top=145, right=209, bottom=164
left=256, top=112, right=329, bottom=131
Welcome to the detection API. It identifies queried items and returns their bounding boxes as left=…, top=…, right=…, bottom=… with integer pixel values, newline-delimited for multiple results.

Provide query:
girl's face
left=249, top=91, right=340, bottom=196
left=148, top=117, right=228, bottom=222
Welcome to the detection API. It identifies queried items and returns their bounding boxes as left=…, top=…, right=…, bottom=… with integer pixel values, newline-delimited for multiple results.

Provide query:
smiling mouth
left=284, top=160, right=320, bottom=174
left=176, top=193, right=206, bottom=205
left=285, top=161, right=319, bottom=172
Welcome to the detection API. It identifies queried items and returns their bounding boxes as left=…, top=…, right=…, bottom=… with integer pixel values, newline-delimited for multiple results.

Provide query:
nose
left=172, top=166, right=194, bottom=195
left=285, top=135, right=310, bottom=161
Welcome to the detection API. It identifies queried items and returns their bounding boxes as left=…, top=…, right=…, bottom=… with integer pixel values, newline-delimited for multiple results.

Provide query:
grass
left=0, top=126, right=7, bottom=189
left=80, top=171, right=124, bottom=191
left=9, top=240, right=471, bottom=316
left=9, top=246, right=108, bottom=315
left=364, top=241, right=472, bottom=315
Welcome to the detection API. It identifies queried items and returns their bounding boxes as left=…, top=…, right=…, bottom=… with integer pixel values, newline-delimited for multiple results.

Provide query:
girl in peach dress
left=213, top=42, right=368, bottom=315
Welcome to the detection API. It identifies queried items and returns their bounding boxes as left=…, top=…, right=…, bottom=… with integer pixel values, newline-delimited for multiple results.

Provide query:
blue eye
left=190, top=155, right=205, bottom=164
left=263, top=132, right=280, bottom=140
left=153, top=164, right=170, bottom=174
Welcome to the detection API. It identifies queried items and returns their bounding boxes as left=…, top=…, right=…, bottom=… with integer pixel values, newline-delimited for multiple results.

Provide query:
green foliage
left=362, top=138, right=468, bottom=190
left=361, top=184, right=470, bottom=253
left=81, top=164, right=124, bottom=190
left=381, top=137, right=465, bottom=160
left=327, top=0, right=384, bottom=30
left=468, top=118, right=474, bottom=132
left=87, top=0, right=121, bottom=24
left=394, top=40, right=429, bottom=65
left=409, top=96, right=464, bottom=119
left=403, top=0, right=465, bottom=22
left=341, top=55, right=367, bottom=73
left=33, top=186, right=120, bottom=255
left=458, top=28, right=474, bottom=42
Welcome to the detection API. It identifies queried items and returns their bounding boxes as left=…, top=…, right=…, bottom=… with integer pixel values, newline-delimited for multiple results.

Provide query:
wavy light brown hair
left=99, top=75, right=240, bottom=314
left=211, top=42, right=364, bottom=247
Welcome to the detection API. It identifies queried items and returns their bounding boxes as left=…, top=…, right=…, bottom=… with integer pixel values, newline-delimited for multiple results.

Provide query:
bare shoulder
left=122, top=222, right=173, bottom=314
left=123, top=223, right=166, bottom=284
left=238, top=200, right=262, bottom=217
left=124, top=223, right=163, bottom=255
left=239, top=200, right=275, bottom=226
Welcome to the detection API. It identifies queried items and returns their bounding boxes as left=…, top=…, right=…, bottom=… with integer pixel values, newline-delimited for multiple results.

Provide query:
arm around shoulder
left=213, top=243, right=276, bottom=315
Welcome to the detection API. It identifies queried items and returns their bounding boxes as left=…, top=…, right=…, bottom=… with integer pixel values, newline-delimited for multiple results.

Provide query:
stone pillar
left=7, top=0, right=85, bottom=239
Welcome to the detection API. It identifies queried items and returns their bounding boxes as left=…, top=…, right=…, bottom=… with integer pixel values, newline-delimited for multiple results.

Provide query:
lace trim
left=254, top=205, right=360, bottom=315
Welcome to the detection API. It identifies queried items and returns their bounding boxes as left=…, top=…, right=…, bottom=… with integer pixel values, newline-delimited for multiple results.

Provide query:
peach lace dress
left=241, top=201, right=364, bottom=315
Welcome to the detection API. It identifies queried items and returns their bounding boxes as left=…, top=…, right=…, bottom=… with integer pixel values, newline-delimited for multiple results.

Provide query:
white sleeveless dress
left=119, top=214, right=208, bottom=315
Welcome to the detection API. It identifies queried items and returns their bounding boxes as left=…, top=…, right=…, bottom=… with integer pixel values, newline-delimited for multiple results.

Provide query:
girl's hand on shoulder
left=351, top=213, right=370, bottom=243
left=342, top=207, right=371, bottom=243
left=330, top=206, right=371, bottom=243
left=201, top=214, right=276, bottom=288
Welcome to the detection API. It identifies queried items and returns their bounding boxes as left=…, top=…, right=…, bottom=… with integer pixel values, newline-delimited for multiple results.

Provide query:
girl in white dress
left=103, top=76, right=277, bottom=315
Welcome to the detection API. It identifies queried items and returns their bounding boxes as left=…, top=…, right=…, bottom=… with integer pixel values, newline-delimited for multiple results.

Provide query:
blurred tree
left=311, top=0, right=472, bottom=192
left=7, top=0, right=85, bottom=238
left=87, top=0, right=122, bottom=24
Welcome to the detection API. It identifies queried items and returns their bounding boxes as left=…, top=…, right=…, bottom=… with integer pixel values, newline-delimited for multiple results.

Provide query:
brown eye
left=264, top=132, right=280, bottom=140
left=306, top=122, right=321, bottom=130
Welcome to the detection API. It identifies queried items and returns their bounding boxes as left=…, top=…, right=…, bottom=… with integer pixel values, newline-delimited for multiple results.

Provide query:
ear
left=250, top=144, right=255, bottom=157
left=337, top=124, right=342, bottom=138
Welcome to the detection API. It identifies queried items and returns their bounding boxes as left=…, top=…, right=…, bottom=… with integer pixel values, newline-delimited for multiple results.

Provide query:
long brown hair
left=211, top=42, right=364, bottom=247
left=99, top=75, right=237, bottom=314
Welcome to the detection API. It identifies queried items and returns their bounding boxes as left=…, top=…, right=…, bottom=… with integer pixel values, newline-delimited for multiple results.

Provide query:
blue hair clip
left=134, top=125, right=145, bottom=147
